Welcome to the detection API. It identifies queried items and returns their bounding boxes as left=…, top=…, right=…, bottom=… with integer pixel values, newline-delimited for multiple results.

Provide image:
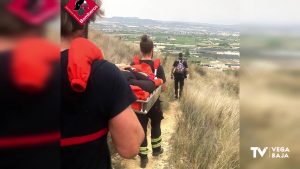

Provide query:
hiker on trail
left=171, top=53, right=189, bottom=99
left=0, top=1, right=60, bottom=169
left=60, top=0, right=144, bottom=169
left=134, top=35, right=166, bottom=168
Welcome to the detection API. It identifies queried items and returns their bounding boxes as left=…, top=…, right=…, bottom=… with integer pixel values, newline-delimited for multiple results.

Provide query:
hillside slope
left=89, top=30, right=239, bottom=169
left=89, top=31, right=140, bottom=64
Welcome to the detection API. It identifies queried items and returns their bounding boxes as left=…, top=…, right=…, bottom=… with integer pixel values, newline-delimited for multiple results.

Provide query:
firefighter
left=60, top=0, right=144, bottom=169
left=171, top=53, right=189, bottom=99
left=135, top=35, right=166, bottom=168
left=0, top=1, right=60, bottom=169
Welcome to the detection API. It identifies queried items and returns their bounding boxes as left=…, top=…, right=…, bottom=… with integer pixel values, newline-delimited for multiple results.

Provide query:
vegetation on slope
left=89, top=30, right=240, bottom=169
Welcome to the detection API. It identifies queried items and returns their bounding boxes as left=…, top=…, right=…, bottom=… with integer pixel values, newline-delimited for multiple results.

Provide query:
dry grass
left=89, top=30, right=240, bottom=169
left=240, top=62, right=300, bottom=169
left=168, top=68, right=240, bottom=169
left=89, top=31, right=140, bottom=64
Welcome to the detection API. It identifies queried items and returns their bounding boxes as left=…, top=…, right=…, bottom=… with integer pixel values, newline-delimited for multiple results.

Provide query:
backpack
left=175, top=60, right=185, bottom=74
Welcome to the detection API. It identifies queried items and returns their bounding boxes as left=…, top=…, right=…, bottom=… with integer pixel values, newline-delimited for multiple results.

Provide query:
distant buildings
left=201, top=60, right=240, bottom=71
left=225, top=64, right=240, bottom=70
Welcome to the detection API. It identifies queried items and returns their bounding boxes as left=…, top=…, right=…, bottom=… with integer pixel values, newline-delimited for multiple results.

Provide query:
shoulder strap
left=133, top=55, right=140, bottom=65
left=154, top=58, right=160, bottom=69
left=153, top=58, right=161, bottom=77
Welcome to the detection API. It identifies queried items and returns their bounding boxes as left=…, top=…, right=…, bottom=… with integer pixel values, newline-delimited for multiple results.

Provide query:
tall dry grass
left=89, top=30, right=240, bottom=169
left=240, top=62, right=300, bottom=169
left=168, top=68, right=240, bottom=169
left=89, top=31, right=140, bottom=64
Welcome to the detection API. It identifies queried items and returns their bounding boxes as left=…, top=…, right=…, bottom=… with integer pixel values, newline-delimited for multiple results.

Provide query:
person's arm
left=157, top=65, right=167, bottom=92
left=184, top=61, right=189, bottom=78
left=109, top=106, right=144, bottom=158
left=185, top=68, right=189, bottom=75
left=97, top=63, right=144, bottom=158
left=171, top=61, right=177, bottom=79
left=171, top=67, right=175, bottom=79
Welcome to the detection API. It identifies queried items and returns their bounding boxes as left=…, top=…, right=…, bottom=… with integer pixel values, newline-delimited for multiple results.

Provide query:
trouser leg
left=151, top=119, right=162, bottom=153
left=136, top=114, right=149, bottom=157
left=149, top=101, right=163, bottom=153
left=174, top=79, right=179, bottom=97
left=179, top=79, right=184, bottom=98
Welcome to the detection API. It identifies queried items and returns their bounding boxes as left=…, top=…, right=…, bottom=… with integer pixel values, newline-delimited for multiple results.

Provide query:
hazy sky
left=101, top=0, right=300, bottom=25
left=102, top=0, right=239, bottom=25
left=240, top=0, right=300, bottom=25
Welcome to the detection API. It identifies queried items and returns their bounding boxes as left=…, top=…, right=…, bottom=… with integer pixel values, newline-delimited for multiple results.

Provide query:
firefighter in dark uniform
left=0, top=1, right=60, bottom=169
left=60, top=0, right=144, bottom=169
left=171, top=53, right=188, bottom=99
left=135, top=35, right=166, bottom=168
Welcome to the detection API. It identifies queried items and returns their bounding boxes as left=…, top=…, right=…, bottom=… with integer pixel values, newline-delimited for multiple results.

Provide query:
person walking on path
left=135, top=35, right=166, bottom=168
left=171, top=53, right=188, bottom=99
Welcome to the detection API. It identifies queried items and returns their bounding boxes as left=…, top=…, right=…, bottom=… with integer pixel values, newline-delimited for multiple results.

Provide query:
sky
left=101, top=0, right=300, bottom=25
left=101, top=0, right=239, bottom=25
left=240, top=0, right=300, bottom=25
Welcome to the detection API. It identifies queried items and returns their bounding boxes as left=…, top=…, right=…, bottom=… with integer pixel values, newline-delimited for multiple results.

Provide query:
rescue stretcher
left=134, top=85, right=162, bottom=114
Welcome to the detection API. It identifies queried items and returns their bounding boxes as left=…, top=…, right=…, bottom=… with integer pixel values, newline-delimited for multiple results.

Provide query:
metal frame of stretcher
left=134, top=85, right=162, bottom=114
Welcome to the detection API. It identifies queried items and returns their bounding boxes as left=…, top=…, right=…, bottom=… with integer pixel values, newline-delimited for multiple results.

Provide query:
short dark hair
left=179, top=53, right=183, bottom=57
left=61, top=0, right=104, bottom=37
left=140, top=35, right=153, bottom=54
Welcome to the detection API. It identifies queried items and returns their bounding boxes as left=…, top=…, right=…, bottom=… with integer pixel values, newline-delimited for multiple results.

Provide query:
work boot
left=140, top=156, right=148, bottom=168
left=152, top=148, right=164, bottom=157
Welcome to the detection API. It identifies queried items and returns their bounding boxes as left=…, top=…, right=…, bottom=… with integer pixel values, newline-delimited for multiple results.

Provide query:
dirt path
left=118, top=101, right=180, bottom=169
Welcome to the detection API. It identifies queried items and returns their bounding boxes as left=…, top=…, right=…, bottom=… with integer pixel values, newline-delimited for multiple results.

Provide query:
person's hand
left=116, top=64, right=131, bottom=71
left=171, top=75, right=173, bottom=80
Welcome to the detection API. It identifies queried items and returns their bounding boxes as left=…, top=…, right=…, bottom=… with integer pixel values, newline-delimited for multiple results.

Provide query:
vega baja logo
left=250, top=147, right=290, bottom=159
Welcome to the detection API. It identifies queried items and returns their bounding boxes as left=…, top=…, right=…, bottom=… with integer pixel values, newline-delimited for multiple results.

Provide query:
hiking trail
left=114, top=101, right=181, bottom=169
